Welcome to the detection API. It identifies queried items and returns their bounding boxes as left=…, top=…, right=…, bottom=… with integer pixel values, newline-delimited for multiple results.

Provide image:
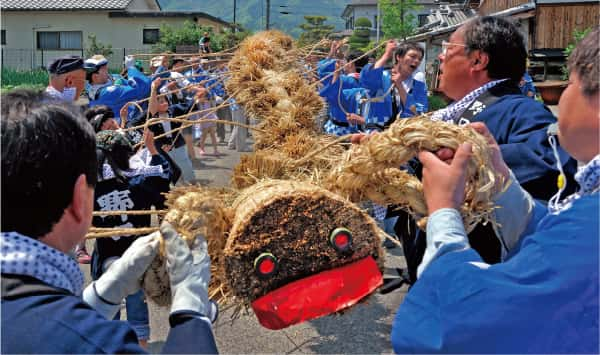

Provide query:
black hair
left=462, top=16, right=526, bottom=82
left=170, top=58, right=186, bottom=69
left=95, top=130, right=134, bottom=184
left=84, top=105, right=115, bottom=132
left=568, top=26, right=599, bottom=98
left=84, top=105, right=114, bottom=121
left=395, top=42, right=424, bottom=60
left=1, top=89, right=97, bottom=238
left=85, top=63, right=107, bottom=82
left=346, top=50, right=369, bottom=72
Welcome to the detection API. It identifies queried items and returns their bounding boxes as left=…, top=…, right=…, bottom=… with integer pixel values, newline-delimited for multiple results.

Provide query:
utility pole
left=376, top=1, right=380, bottom=43
left=233, top=0, right=237, bottom=31
left=266, top=0, right=271, bottom=30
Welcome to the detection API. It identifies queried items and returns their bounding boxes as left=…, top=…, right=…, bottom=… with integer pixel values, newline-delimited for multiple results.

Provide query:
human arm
left=82, top=232, right=160, bottom=319
left=391, top=193, right=598, bottom=353
left=327, top=40, right=342, bottom=59
left=148, top=78, right=162, bottom=116
left=374, top=40, right=396, bottom=69
left=416, top=122, right=548, bottom=275
left=317, top=58, right=336, bottom=79
left=358, top=63, right=385, bottom=93
left=346, top=113, right=366, bottom=125
left=126, top=66, right=152, bottom=99
left=160, top=222, right=218, bottom=353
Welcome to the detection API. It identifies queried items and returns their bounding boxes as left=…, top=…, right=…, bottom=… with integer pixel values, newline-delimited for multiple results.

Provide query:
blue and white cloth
left=430, top=79, right=507, bottom=123
left=549, top=155, right=600, bottom=214
left=1, top=232, right=84, bottom=295
left=101, top=148, right=168, bottom=181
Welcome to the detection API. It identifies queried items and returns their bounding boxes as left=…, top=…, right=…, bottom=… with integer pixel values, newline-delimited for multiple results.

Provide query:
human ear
left=472, top=51, right=489, bottom=70
left=69, top=174, right=92, bottom=223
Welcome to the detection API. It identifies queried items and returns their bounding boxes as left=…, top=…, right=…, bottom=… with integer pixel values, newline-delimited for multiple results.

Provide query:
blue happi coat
left=359, top=63, right=428, bottom=123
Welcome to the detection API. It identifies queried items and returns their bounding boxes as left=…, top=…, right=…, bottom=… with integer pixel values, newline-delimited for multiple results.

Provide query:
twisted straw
left=326, top=116, right=504, bottom=232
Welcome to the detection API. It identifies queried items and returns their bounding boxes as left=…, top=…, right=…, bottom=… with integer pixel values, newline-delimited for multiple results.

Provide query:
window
left=143, top=29, right=160, bottom=44
left=37, top=31, right=82, bottom=49
left=1, top=30, right=5, bottom=45
left=373, top=15, right=378, bottom=29
left=418, top=14, right=428, bottom=27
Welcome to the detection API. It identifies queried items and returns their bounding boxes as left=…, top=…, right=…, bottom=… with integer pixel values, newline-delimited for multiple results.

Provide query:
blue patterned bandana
left=430, top=79, right=507, bottom=123
left=0, top=232, right=84, bottom=295
left=548, top=155, right=600, bottom=214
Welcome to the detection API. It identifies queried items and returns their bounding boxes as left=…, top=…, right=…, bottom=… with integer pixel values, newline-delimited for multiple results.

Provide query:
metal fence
left=1, top=47, right=155, bottom=71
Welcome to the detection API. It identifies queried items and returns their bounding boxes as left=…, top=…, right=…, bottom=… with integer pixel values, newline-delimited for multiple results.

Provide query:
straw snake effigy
left=88, top=31, right=504, bottom=325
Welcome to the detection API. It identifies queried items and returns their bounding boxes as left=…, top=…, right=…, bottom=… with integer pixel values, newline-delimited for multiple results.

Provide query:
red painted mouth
left=251, top=256, right=383, bottom=330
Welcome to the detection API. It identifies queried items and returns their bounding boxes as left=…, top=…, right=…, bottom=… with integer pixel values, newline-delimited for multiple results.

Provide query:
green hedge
left=1, top=68, right=48, bottom=91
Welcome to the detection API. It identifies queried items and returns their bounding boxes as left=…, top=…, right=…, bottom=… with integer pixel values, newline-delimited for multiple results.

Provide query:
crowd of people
left=1, top=15, right=598, bottom=354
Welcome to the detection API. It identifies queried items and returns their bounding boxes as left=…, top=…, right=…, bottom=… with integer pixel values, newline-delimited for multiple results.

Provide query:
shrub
left=1, top=68, right=48, bottom=91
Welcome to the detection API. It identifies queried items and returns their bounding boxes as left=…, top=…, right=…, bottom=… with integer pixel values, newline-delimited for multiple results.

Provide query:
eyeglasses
left=441, top=40, right=467, bottom=56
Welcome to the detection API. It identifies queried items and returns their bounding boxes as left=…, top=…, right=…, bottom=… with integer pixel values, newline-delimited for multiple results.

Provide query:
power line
left=271, top=2, right=344, bottom=11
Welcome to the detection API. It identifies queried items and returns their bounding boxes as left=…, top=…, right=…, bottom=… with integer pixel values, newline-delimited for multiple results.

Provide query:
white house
left=1, top=0, right=232, bottom=70
left=340, top=0, right=446, bottom=41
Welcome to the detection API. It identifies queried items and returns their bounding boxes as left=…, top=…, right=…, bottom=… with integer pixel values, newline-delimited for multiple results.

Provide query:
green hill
left=158, top=0, right=347, bottom=37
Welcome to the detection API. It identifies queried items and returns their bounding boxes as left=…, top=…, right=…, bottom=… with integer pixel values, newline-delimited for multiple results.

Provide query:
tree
left=561, top=27, right=592, bottom=79
left=153, top=20, right=249, bottom=53
left=214, top=29, right=252, bottom=52
left=380, top=0, right=422, bottom=40
left=85, top=34, right=113, bottom=58
left=154, top=20, right=212, bottom=52
left=298, top=15, right=335, bottom=46
left=348, top=17, right=372, bottom=51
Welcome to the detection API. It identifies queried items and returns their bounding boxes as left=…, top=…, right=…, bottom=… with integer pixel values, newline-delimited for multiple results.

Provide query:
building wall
left=352, top=5, right=379, bottom=29
left=534, top=3, right=599, bottom=48
left=1, top=11, right=224, bottom=69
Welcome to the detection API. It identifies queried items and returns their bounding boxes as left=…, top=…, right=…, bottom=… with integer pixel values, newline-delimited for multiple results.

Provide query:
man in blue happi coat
left=317, top=41, right=368, bottom=136
left=359, top=41, right=429, bottom=129
left=392, top=16, right=576, bottom=282
left=392, top=27, right=599, bottom=353
left=85, top=55, right=152, bottom=125
left=1, top=90, right=218, bottom=354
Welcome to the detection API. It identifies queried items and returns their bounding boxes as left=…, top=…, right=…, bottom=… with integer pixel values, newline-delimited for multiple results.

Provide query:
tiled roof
left=425, top=5, right=474, bottom=28
left=2, top=0, right=134, bottom=10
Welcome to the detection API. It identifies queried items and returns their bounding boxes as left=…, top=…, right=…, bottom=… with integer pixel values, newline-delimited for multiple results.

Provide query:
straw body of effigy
left=141, top=186, right=234, bottom=306
left=326, top=116, right=504, bottom=232
left=225, top=30, right=344, bottom=189
left=224, top=180, right=384, bottom=303
left=92, top=31, right=505, bottom=324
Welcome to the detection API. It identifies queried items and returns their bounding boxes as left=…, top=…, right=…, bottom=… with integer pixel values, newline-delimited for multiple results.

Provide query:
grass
left=1, top=68, right=48, bottom=92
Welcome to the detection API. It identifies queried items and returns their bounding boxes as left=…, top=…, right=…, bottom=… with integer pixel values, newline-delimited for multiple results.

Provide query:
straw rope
left=85, top=227, right=158, bottom=239
left=92, top=210, right=167, bottom=216
left=325, top=116, right=504, bottom=233
left=129, top=44, right=238, bottom=58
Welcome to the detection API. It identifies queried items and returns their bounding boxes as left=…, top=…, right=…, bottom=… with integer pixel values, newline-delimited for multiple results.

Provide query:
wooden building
left=410, top=0, right=598, bottom=88
left=478, top=0, right=599, bottom=50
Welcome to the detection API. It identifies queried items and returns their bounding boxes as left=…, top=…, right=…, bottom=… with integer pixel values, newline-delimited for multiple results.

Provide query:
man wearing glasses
left=394, top=16, right=576, bottom=283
